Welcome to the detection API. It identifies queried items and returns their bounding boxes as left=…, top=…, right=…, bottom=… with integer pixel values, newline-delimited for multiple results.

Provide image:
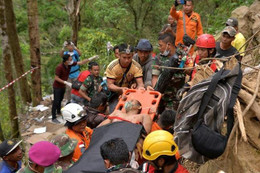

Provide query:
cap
left=0, top=139, right=22, bottom=157
left=225, top=18, right=238, bottom=27
left=136, top=39, right=153, bottom=51
left=118, top=43, right=134, bottom=54
left=222, top=26, right=237, bottom=37
left=29, top=141, right=61, bottom=167
left=51, top=134, right=77, bottom=157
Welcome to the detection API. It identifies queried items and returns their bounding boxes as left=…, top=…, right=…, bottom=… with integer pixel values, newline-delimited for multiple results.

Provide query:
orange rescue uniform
left=66, top=127, right=93, bottom=162
left=170, top=6, right=203, bottom=54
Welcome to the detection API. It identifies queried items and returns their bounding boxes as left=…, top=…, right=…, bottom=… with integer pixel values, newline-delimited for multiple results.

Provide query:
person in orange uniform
left=170, top=0, right=203, bottom=54
left=62, top=103, right=93, bottom=162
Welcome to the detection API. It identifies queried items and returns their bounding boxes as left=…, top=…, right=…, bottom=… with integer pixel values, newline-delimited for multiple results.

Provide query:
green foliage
left=58, top=25, right=72, bottom=42
left=78, top=28, right=114, bottom=74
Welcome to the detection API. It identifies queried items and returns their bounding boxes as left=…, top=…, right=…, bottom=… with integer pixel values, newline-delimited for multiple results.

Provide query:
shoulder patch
left=132, top=59, right=142, bottom=69
left=107, top=59, right=119, bottom=71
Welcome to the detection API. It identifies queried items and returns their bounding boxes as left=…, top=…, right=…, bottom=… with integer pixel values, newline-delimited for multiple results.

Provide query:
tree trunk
left=71, top=0, right=81, bottom=46
left=0, top=0, right=20, bottom=138
left=27, top=0, right=42, bottom=106
left=4, top=0, right=31, bottom=104
left=0, top=122, right=4, bottom=141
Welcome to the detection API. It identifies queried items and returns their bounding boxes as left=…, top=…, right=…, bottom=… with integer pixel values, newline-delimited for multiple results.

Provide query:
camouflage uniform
left=80, top=75, right=103, bottom=99
left=17, top=165, right=62, bottom=173
left=51, top=134, right=77, bottom=171
left=152, top=54, right=185, bottom=112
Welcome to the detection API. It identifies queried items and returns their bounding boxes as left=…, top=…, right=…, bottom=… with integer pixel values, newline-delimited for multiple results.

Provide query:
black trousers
left=52, top=87, right=66, bottom=119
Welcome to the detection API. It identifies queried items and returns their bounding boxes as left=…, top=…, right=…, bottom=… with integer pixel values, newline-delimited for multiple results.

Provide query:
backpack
left=174, top=63, right=242, bottom=164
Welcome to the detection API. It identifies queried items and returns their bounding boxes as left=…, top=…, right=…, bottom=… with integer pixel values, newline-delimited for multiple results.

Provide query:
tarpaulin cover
left=65, top=121, right=143, bottom=173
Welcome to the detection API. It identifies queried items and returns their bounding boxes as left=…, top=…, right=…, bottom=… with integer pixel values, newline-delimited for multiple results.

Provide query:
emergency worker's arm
left=170, top=1, right=180, bottom=20
left=142, top=115, right=152, bottom=133
left=135, top=77, right=145, bottom=90
left=107, top=78, right=128, bottom=94
left=74, top=47, right=82, bottom=56
left=79, top=89, right=91, bottom=102
left=152, top=75, right=158, bottom=88
left=54, top=75, right=65, bottom=84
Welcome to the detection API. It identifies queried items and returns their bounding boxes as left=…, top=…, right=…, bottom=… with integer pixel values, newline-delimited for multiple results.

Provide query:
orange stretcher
left=114, top=89, right=161, bottom=120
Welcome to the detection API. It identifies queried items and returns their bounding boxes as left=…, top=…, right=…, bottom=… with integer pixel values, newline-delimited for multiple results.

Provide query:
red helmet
left=196, top=34, right=216, bottom=48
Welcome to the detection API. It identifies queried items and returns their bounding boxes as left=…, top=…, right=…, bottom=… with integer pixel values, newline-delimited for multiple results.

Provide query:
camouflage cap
left=51, top=134, right=77, bottom=158
left=222, top=26, right=237, bottom=37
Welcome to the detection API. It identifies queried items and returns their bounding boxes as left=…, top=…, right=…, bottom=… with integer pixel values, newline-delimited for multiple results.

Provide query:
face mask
left=124, top=101, right=133, bottom=112
left=160, top=44, right=170, bottom=57
left=68, top=60, right=73, bottom=65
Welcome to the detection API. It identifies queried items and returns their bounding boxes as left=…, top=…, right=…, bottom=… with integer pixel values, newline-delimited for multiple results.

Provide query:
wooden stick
left=238, top=26, right=260, bottom=51
left=235, top=100, right=247, bottom=142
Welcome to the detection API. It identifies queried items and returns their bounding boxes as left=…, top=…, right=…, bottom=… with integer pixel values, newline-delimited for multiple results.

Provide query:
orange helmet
left=196, top=34, right=216, bottom=49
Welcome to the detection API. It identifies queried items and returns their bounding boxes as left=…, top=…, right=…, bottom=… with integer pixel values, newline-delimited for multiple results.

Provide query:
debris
left=33, top=127, right=47, bottom=134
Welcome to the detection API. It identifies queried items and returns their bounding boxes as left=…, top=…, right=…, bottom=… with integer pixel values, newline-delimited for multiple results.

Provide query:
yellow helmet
left=142, top=130, right=178, bottom=161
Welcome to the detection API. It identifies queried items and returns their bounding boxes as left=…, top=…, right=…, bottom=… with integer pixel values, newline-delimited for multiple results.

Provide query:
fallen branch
left=225, top=70, right=260, bottom=158
left=235, top=100, right=247, bottom=142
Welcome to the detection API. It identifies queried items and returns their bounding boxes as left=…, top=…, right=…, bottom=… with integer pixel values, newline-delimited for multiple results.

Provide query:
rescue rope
left=0, top=67, right=39, bottom=93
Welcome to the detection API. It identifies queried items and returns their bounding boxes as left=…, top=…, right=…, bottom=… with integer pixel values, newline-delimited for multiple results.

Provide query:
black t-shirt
left=215, top=42, right=240, bottom=60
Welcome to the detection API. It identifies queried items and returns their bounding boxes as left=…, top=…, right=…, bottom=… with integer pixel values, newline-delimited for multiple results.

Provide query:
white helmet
left=61, top=103, right=85, bottom=123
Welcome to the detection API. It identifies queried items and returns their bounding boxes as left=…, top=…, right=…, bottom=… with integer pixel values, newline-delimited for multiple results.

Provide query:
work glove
left=63, top=41, right=68, bottom=48
left=176, top=87, right=189, bottom=100
left=64, top=81, right=72, bottom=88
left=88, top=55, right=99, bottom=61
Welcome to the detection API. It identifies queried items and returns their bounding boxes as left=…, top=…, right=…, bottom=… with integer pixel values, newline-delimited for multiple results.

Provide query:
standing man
left=216, top=26, right=240, bottom=60
left=52, top=54, right=94, bottom=124
left=159, top=15, right=177, bottom=36
left=152, top=33, right=185, bottom=113
left=133, top=39, right=154, bottom=90
left=225, top=18, right=246, bottom=56
left=60, top=41, right=82, bottom=102
left=170, top=0, right=203, bottom=54
left=0, top=139, right=23, bottom=173
left=105, top=43, right=145, bottom=113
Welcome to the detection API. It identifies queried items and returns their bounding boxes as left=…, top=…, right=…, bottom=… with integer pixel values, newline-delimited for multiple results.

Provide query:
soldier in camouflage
left=152, top=33, right=185, bottom=113
left=51, top=134, right=78, bottom=171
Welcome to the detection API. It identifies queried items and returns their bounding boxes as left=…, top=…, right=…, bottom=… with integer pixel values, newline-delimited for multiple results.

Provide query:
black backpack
left=174, top=63, right=242, bottom=163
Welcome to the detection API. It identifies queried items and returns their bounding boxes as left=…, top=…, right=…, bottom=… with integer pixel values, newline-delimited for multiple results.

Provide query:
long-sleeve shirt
left=170, top=6, right=203, bottom=48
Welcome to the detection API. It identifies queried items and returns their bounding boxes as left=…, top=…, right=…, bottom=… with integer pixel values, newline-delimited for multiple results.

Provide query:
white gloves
left=88, top=55, right=99, bottom=61
left=63, top=41, right=68, bottom=48
left=64, top=81, right=72, bottom=88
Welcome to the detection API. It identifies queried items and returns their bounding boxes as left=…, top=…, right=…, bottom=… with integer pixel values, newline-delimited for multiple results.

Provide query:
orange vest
left=66, top=127, right=93, bottom=162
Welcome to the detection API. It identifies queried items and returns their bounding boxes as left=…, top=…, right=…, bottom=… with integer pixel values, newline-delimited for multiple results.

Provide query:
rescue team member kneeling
left=105, top=43, right=145, bottom=113
left=142, top=130, right=188, bottom=173
left=62, top=103, right=93, bottom=162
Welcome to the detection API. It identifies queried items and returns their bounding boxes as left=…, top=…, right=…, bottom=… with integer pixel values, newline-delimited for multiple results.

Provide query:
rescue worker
left=159, top=15, right=177, bottom=37
left=18, top=141, right=61, bottom=173
left=79, top=62, right=103, bottom=104
left=62, top=103, right=93, bottom=162
left=152, top=33, right=185, bottom=113
left=105, top=43, right=145, bottom=113
left=0, top=139, right=23, bottom=173
left=170, top=0, right=203, bottom=54
left=51, top=134, right=78, bottom=171
left=60, top=41, right=82, bottom=102
left=85, top=92, right=108, bottom=129
left=225, top=18, right=246, bottom=56
left=177, top=34, right=218, bottom=99
left=133, top=39, right=154, bottom=90
left=52, top=54, right=97, bottom=124
left=151, top=110, right=176, bottom=133
left=216, top=26, right=240, bottom=60
left=100, top=138, right=140, bottom=173
left=142, top=130, right=188, bottom=173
